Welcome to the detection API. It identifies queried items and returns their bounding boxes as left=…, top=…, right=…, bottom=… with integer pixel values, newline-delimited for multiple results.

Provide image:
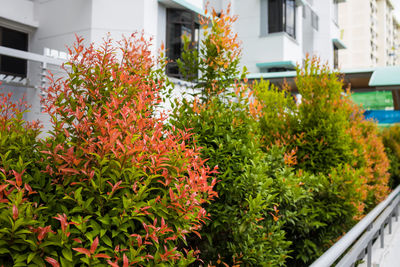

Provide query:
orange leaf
left=73, top=247, right=91, bottom=257
left=123, top=254, right=129, bottom=267
left=94, top=253, right=111, bottom=259
left=90, top=236, right=99, bottom=254
left=45, top=257, right=60, bottom=267
left=12, top=205, right=18, bottom=220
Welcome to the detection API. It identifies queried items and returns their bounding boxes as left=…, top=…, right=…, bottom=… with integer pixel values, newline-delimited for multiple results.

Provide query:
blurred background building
left=339, top=0, right=400, bottom=68
left=0, top=0, right=400, bottom=128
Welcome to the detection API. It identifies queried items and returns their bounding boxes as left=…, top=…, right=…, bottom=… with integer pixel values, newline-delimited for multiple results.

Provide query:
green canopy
left=351, top=91, right=393, bottom=110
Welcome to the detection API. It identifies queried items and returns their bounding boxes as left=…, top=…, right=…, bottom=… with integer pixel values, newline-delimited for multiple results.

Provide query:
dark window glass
left=286, top=0, right=296, bottom=37
left=0, top=27, right=28, bottom=77
left=166, top=9, right=199, bottom=79
left=311, top=10, right=319, bottom=30
left=333, top=44, right=339, bottom=69
left=268, top=0, right=283, bottom=33
left=268, top=0, right=296, bottom=38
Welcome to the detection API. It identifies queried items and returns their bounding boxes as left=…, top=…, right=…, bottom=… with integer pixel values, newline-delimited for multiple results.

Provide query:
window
left=166, top=9, right=199, bottom=79
left=311, top=10, right=319, bottom=30
left=0, top=27, right=28, bottom=77
left=268, top=0, right=296, bottom=38
left=333, top=0, right=339, bottom=24
left=333, top=44, right=339, bottom=69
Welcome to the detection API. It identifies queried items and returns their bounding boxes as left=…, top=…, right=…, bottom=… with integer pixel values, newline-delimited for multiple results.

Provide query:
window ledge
left=260, top=31, right=298, bottom=44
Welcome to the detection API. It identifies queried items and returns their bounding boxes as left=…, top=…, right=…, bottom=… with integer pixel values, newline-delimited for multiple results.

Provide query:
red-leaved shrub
left=0, top=34, right=217, bottom=266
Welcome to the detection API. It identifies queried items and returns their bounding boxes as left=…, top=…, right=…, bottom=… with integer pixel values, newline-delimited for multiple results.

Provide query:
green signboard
left=351, top=91, right=393, bottom=110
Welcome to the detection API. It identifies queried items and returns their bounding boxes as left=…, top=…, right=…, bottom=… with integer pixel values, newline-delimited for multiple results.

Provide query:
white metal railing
left=310, top=185, right=400, bottom=267
left=0, top=45, right=65, bottom=89
left=0, top=46, right=64, bottom=66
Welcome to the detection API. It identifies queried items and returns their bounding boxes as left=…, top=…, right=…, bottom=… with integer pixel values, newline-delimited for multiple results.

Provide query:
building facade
left=218, top=0, right=346, bottom=74
left=0, top=0, right=205, bottom=129
left=0, top=0, right=346, bottom=129
left=339, top=0, right=400, bottom=69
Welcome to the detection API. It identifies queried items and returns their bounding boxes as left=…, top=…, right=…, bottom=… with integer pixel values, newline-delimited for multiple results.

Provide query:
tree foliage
left=171, top=7, right=290, bottom=266
left=253, top=58, right=390, bottom=265
left=0, top=34, right=217, bottom=266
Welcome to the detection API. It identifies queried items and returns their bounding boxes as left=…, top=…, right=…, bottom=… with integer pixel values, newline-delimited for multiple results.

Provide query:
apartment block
left=0, top=0, right=348, bottom=128
left=220, top=0, right=346, bottom=75
left=339, top=0, right=400, bottom=69
left=394, top=17, right=400, bottom=65
left=0, top=0, right=205, bottom=129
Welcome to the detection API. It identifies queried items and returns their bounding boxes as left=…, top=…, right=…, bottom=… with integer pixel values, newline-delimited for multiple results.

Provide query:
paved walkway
left=359, top=214, right=400, bottom=267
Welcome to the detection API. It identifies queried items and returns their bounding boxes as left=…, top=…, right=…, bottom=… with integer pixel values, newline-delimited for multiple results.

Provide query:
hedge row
left=172, top=8, right=390, bottom=266
left=0, top=7, right=391, bottom=267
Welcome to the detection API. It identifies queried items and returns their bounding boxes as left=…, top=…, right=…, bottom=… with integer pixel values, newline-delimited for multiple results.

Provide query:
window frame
left=333, top=44, right=339, bottom=69
left=267, top=0, right=297, bottom=39
left=165, top=8, right=200, bottom=79
left=0, top=26, right=29, bottom=78
left=311, top=10, right=319, bottom=31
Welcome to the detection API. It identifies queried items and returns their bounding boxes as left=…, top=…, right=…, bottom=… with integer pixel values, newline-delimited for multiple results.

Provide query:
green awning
left=369, top=66, right=400, bottom=87
left=333, top=38, right=346, bottom=49
left=256, top=60, right=296, bottom=70
left=247, top=71, right=297, bottom=80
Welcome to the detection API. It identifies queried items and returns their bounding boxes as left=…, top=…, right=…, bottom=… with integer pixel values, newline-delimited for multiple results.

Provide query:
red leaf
left=45, top=257, right=60, bottom=267
left=73, top=238, right=82, bottom=243
left=60, top=168, right=80, bottom=175
left=12, top=205, right=18, bottom=220
left=38, top=225, right=54, bottom=241
left=73, top=247, right=91, bottom=257
left=123, top=254, right=129, bottom=267
left=107, top=260, right=119, bottom=267
left=53, top=213, right=68, bottom=232
left=90, top=236, right=99, bottom=254
left=94, top=253, right=111, bottom=259
left=12, top=170, right=25, bottom=187
left=0, top=184, right=8, bottom=192
left=24, top=183, right=37, bottom=195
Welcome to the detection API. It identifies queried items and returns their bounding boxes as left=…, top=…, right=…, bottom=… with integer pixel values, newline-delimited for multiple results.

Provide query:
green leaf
left=62, top=248, right=73, bottom=262
left=27, top=252, right=36, bottom=263
left=0, top=248, right=9, bottom=254
left=101, top=235, right=112, bottom=247
left=60, top=257, right=74, bottom=267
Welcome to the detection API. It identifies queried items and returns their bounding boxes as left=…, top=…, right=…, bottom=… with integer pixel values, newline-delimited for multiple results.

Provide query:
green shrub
left=171, top=7, right=290, bottom=266
left=381, top=125, right=400, bottom=188
left=253, top=58, right=390, bottom=265
left=0, top=91, right=52, bottom=266
left=0, top=34, right=217, bottom=266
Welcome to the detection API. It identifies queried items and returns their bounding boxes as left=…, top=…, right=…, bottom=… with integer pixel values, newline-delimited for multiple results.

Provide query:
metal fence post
left=367, top=240, right=372, bottom=267
left=40, top=62, right=47, bottom=112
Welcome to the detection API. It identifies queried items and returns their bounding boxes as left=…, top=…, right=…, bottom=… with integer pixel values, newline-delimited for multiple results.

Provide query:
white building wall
left=339, top=0, right=399, bottom=69
left=90, top=0, right=146, bottom=43
left=31, top=0, right=93, bottom=54
left=0, top=0, right=347, bottom=128
left=0, top=0, right=38, bottom=28
left=0, top=0, right=207, bottom=131
left=231, top=0, right=340, bottom=73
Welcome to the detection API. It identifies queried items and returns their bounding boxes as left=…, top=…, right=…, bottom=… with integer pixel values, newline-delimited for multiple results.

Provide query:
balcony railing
left=0, top=45, right=65, bottom=88
left=310, top=185, right=400, bottom=267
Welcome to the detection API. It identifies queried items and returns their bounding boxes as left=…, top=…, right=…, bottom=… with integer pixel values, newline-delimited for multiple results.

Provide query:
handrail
left=0, top=46, right=64, bottom=66
left=310, top=185, right=400, bottom=267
